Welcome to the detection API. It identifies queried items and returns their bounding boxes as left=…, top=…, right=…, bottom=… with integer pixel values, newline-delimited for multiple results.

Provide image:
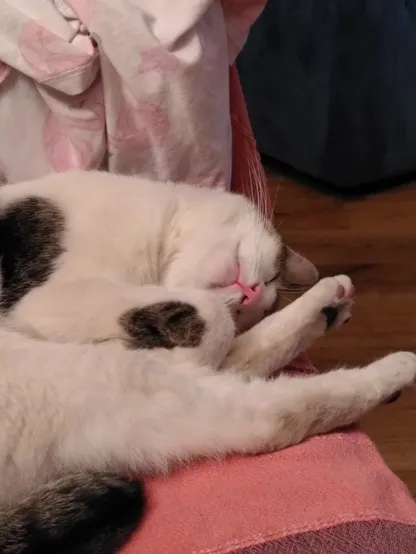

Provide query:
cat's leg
left=57, top=351, right=416, bottom=473
left=223, top=275, right=354, bottom=377
left=8, top=279, right=235, bottom=367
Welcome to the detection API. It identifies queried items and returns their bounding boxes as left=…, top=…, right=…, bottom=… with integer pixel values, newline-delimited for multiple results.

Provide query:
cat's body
left=1, top=170, right=286, bottom=342
left=0, top=171, right=415, bottom=553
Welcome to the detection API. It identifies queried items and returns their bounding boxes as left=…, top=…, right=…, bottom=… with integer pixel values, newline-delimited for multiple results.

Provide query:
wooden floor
left=268, top=174, right=416, bottom=497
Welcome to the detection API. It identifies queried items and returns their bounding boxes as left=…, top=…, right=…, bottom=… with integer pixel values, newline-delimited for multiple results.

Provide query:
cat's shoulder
left=0, top=171, right=184, bottom=213
left=0, top=171, right=243, bottom=218
left=0, top=170, right=161, bottom=196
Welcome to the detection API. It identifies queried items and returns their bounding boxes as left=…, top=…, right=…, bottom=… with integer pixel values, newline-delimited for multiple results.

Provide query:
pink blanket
left=125, top=433, right=416, bottom=553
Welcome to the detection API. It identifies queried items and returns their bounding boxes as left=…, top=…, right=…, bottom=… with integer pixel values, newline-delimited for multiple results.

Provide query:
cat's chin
left=234, top=309, right=266, bottom=334
left=211, top=287, right=274, bottom=334
left=235, top=291, right=282, bottom=333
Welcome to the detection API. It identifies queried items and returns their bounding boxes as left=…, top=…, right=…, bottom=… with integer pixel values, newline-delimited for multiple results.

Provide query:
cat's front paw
left=374, top=351, right=416, bottom=403
left=310, top=275, right=355, bottom=329
left=382, top=351, right=416, bottom=386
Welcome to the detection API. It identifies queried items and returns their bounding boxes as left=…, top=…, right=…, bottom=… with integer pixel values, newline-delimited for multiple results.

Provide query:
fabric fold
left=0, top=0, right=266, bottom=185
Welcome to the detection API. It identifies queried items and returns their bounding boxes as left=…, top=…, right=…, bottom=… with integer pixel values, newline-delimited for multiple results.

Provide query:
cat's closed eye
left=265, top=273, right=279, bottom=285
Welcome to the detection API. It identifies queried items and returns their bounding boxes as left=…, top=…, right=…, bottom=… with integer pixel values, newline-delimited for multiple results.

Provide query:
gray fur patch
left=119, top=301, right=206, bottom=349
left=0, top=474, right=145, bottom=554
left=321, top=306, right=339, bottom=329
left=0, top=196, right=65, bottom=310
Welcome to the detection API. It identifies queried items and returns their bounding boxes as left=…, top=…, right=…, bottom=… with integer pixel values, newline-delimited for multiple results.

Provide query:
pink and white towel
left=0, top=0, right=264, bottom=185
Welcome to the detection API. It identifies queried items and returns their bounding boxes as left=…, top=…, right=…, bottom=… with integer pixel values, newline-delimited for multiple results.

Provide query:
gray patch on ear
left=0, top=196, right=65, bottom=310
left=119, top=301, right=206, bottom=349
left=282, top=246, right=319, bottom=289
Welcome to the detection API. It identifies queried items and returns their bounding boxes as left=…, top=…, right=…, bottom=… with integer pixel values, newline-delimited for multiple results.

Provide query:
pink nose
left=240, top=283, right=262, bottom=306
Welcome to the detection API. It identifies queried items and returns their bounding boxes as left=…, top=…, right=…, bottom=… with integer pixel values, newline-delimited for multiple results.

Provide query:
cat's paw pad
left=119, top=301, right=206, bottom=349
left=312, top=275, right=355, bottom=329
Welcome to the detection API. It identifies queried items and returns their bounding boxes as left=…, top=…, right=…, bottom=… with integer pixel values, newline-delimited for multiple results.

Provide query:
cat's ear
left=282, top=246, right=319, bottom=289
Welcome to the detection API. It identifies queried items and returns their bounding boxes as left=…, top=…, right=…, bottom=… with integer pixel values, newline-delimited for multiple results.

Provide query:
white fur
left=0, top=171, right=414, bottom=514
left=3, top=171, right=290, bottom=337
left=0, top=301, right=415, bottom=508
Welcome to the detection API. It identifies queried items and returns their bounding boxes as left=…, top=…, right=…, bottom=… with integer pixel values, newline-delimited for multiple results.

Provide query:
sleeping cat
left=0, top=170, right=415, bottom=554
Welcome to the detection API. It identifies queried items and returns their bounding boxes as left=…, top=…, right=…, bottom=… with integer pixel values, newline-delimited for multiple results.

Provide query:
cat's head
left=163, top=187, right=318, bottom=332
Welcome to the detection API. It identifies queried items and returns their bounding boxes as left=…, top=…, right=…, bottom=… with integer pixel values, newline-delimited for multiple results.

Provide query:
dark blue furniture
left=237, top=1, right=416, bottom=191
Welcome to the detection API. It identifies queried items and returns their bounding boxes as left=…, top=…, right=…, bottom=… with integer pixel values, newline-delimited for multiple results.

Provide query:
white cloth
left=0, top=0, right=265, bottom=185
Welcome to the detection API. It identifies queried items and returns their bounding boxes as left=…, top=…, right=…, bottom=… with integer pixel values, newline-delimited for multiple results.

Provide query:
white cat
left=0, top=170, right=414, bottom=554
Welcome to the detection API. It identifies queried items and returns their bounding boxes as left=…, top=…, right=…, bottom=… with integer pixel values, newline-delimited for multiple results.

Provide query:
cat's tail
left=0, top=473, right=145, bottom=554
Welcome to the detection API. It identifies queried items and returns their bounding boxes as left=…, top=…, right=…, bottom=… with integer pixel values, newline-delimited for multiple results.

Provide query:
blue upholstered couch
left=238, top=1, right=416, bottom=191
